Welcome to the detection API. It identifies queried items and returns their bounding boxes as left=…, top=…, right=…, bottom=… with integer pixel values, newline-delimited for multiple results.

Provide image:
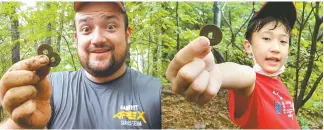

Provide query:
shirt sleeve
left=228, top=85, right=259, bottom=127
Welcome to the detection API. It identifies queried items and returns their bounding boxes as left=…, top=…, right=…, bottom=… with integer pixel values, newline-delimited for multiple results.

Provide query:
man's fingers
left=8, top=55, right=49, bottom=72
left=28, top=101, right=51, bottom=128
left=171, top=58, right=205, bottom=95
left=11, top=100, right=51, bottom=128
left=11, top=100, right=37, bottom=128
left=36, top=66, right=51, bottom=80
left=166, top=36, right=211, bottom=80
left=2, top=85, right=37, bottom=114
left=184, top=70, right=209, bottom=103
left=0, top=71, right=40, bottom=99
left=35, top=77, right=51, bottom=101
left=197, top=65, right=222, bottom=105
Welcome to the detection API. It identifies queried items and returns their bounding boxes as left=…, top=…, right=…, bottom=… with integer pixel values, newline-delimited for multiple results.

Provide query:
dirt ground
left=162, top=87, right=239, bottom=129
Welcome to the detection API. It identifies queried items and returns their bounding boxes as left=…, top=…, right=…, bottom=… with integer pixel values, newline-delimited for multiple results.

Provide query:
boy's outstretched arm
left=166, top=37, right=256, bottom=105
left=213, top=62, right=255, bottom=96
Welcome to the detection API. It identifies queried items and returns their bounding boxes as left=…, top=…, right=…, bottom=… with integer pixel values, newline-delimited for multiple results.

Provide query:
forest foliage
left=0, top=1, right=322, bottom=128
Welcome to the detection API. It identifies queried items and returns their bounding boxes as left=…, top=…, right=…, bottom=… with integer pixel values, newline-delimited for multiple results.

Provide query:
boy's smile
left=249, top=21, right=290, bottom=74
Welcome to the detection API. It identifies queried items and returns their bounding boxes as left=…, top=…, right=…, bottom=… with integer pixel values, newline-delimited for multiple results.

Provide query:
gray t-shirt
left=46, top=67, right=161, bottom=129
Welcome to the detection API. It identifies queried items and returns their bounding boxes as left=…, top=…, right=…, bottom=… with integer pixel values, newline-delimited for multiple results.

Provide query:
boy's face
left=246, top=21, right=290, bottom=74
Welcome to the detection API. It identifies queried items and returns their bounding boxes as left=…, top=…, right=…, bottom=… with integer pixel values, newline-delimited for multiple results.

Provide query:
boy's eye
left=81, top=26, right=91, bottom=33
left=281, top=40, right=288, bottom=44
left=107, top=25, right=116, bottom=30
left=263, top=38, right=271, bottom=41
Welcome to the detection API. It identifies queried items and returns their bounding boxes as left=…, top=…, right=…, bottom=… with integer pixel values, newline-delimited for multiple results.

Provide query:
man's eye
left=107, top=25, right=116, bottom=30
left=81, top=26, right=91, bottom=33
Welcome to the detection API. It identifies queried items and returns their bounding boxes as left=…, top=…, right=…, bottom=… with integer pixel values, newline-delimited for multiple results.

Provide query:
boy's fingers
left=8, top=55, right=49, bottom=72
left=197, top=65, right=222, bottom=105
left=202, top=52, right=216, bottom=72
left=171, top=58, right=205, bottom=96
left=184, top=70, right=209, bottom=103
left=166, top=36, right=211, bottom=81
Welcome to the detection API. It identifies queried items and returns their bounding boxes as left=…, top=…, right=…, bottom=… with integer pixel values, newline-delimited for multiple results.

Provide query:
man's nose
left=91, top=28, right=107, bottom=45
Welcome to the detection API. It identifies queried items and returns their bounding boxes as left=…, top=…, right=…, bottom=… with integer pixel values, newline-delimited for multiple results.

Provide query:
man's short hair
left=74, top=2, right=129, bottom=31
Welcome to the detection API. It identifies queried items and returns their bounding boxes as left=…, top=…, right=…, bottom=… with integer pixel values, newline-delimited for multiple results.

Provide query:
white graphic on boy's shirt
left=272, top=91, right=294, bottom=120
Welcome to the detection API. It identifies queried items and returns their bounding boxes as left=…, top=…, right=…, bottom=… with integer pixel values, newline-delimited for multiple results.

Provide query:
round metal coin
left=199, top=24, right=223, bottom=46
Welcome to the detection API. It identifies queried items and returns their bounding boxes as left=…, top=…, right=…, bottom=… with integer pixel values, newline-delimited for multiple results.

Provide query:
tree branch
left=301, top=72, right=323, bottom=107
left=308, top=24, right=313, bottom=39
left=294, top=2, right=307, bottom=106
left=302, top=5, right=315, bottom=28
left=20, top=47, right=31, bottom=60
left=184, top=2, right=205, bottom=23
left=234, top=11, right=254, bottom=36
left=317, top=32, right=322, bottom=42
left=297, top=2, right=322, bottom=109
left=221, top=9, right=234, bottom=35
left=60, top=34, right=77, bottom=71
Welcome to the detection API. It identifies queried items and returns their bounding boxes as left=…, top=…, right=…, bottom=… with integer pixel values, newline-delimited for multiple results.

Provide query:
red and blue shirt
left=228, top=73, right=300, bottom=129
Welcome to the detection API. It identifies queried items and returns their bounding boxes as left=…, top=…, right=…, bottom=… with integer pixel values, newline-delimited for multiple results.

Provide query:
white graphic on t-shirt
left=272, top=91, right=283, bottom=100
left=273, top=91, right=294, bottom=120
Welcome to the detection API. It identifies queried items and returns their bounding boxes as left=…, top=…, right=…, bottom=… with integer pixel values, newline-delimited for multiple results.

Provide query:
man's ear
left=243, top=40, right=252, bottom=55
left=74, top=33, right=78, bottom=47
left=126, top=26, right=132, bottom=44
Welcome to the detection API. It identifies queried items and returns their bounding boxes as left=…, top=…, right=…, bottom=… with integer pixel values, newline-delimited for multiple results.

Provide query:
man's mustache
left=87, top=44, right=115, bottom=52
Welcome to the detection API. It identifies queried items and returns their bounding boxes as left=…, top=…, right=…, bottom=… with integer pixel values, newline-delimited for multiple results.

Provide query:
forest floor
left=162, top=86, right=238, bottom=129
left=161, top=85, right=323, bottom=129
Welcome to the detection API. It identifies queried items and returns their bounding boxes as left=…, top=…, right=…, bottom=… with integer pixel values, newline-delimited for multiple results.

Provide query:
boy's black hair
left=244, top=2, right=297, bottom=45
left=245, top=16, right=292, bottom=44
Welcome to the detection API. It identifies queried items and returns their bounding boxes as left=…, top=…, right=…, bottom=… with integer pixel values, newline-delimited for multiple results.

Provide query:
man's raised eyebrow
left=101, top=15, right=120, bottom=21
left=78, top=17, right=93, bottom=24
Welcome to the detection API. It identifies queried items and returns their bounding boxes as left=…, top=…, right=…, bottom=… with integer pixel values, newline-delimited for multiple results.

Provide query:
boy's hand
left=166, top=37, right=222, bottom=105
left=0, top=55, right=52, bottom=128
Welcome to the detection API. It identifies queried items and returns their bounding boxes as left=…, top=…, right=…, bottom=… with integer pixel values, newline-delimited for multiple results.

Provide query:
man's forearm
left=214, top=62, right=256, bottom=90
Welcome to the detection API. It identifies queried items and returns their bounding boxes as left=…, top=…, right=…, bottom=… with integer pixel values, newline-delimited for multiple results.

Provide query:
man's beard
left=78, top=42, right=128, bottom=78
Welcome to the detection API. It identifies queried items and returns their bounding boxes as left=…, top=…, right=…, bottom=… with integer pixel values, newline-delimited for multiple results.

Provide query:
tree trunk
left=295, top=2, right=323, bottom=113
left=176, top=2, right=180, bottom=52
left=45, top=3, right=52, bottom=45
left=213, top=1, right=221, bottom=27
left=46, top=22, right=52, bottom=45
left=10, top=4, right=20, bottom=64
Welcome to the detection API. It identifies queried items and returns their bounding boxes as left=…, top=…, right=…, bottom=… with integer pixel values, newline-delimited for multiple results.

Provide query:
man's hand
left=165, top=37, right=222, bottom=105
left=0, top=55, right=52, bottom=128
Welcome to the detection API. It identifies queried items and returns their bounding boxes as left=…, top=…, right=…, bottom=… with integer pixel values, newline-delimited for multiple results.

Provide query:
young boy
left=228, top=2, right=300, bottom=128
left=165, top=2, right=300, bottom=129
